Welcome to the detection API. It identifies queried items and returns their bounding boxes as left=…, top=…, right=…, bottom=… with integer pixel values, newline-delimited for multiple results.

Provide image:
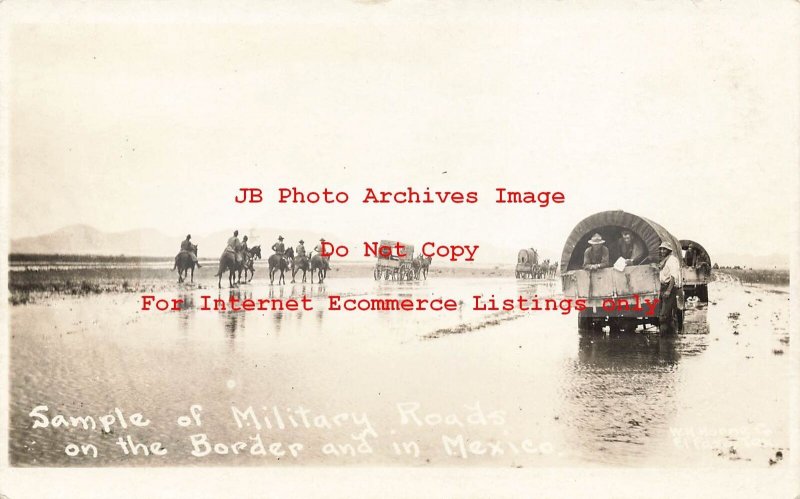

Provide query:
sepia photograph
left=0, top=1, right=798, bottom=497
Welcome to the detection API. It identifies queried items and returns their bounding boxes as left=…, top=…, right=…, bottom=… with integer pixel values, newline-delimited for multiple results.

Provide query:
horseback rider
left=225, top=230, right=243, bottom=266
left=312, top=238, right=330, bottom=269
left=272, top=236, right=288, bottom=265
left=296, top=239, right=306, bottom=259
left=240, top=235, right=252, bottom=270
left=175, top=234, right=201, bottom=268
left=313, top=238, right=326, bottom=257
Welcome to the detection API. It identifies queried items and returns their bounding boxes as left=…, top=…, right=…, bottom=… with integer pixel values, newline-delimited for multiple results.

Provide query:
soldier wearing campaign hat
left=313, top=238, right=326, bottom=255
left=272, top=235, right=287, bottom=264
left=582, top=233, right=609, bottom=271
left=295, top=239, right=306, bottom=258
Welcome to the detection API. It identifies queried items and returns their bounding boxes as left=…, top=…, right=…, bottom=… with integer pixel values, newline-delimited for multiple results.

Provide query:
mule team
left=173, top=232, right=330, bottom=287
left=533, top=259, right=558, bottom=279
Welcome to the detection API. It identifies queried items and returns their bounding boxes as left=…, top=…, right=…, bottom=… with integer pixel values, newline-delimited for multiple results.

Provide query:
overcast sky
left=7, top=1, right=799, bottom=260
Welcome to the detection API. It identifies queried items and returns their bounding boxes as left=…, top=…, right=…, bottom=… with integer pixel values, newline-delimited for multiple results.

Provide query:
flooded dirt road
left=9, top=276, right=791, bottom=468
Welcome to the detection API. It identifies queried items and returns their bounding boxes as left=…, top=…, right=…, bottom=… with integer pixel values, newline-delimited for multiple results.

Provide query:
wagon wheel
left=515, top=271, right=520, bottom=278
left=373, top=267, right=381, bottom=280
left=383, top=269, right=390, bottom=280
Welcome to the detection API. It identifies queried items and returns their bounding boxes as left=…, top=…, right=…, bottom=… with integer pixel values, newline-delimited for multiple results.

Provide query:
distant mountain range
left=713, top=252, right=789, bottom=270
left=9, top=224, right=530, bottom=265
left=10, top=225, right=335, bottom=260
left=9, top=225, right=789, bottom=269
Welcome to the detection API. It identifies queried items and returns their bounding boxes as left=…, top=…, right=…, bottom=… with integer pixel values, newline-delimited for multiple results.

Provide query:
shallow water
left=9, top=277, right=791, bottom=467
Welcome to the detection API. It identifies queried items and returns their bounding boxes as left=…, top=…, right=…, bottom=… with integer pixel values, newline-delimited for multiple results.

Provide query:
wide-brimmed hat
left=588, top=233, right=605, bottom=245
left=299, top=239, right=304, bottom=243
left=658, top=242, right=673, bottom=252
left=320, top=238, right=325, bottom=241
left=278, top=235, right=284, bottom=240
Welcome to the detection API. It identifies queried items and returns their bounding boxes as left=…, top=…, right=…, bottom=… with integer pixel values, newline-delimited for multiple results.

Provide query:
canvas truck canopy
left=680, top=240, right=711, bottom=266
left=560, top=210, right=684, bottom=272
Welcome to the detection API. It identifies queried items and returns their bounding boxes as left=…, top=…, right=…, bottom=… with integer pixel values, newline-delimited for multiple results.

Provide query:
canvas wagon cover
left=680, top=239, right=711, bottom=265
left=377, top=240, right=415, bottom=261
left=560, top=210, right=684, bottom=272
left=517, top=248, right=538, bottom=265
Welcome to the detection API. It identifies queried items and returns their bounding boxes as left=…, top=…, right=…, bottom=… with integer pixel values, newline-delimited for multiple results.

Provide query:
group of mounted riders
left=172, top=231, right=331, bottom=287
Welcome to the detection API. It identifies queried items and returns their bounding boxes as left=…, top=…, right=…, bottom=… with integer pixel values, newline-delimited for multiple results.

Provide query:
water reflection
left=515, top=280, right=559, bottom=298
left=578, top=333, right=680, bottom=366
left=315, top=309, right=325, bottom=330
left=217, top=289, right=249, bottom=345
left=177, top=293, right=196, bottom=332
left=272, top=311, right=284, bottom=335
left=290, top=284, right=307, bottom=298
left=561, top=334, right=681, bottom=464
left=682, top=300, right=710, bottom=335
left=267, top=286, right=286, bottom=300
left=311, top=284, right=327, bottom=298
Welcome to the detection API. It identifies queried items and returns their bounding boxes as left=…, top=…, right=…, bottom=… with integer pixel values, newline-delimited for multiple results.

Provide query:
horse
left=268, top=251, right=290, bottom=285
left=309, top=254, right=329, bottom=283
left=417, top=256, right=431, bottom=280
left=216, top=249, right=239, bottom=288
left=173, top=244, right=199, bottom=283
left=539, top=259, right=551, bottom=279
left=291, top=252, right=309, bottom=283
left=237, top=245, right=261, bottom=283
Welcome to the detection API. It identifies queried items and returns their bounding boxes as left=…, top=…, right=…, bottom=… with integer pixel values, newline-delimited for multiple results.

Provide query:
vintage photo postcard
left=1, top=1, right=798, bottom=497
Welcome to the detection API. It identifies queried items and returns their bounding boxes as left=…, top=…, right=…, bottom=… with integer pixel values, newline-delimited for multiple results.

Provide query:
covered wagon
left=560, top=210, right=685, bottom=333
left=680, top=239, right=711, bottom=301
left=373, top=240, right=417, bottom=281
left=515, top=248, right=539, bottom=278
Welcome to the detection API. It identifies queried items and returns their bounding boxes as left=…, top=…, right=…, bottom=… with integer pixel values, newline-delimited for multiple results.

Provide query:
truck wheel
left=617, top=318, right=636, bottom=334
left=578, top=314, right=596, bottom=333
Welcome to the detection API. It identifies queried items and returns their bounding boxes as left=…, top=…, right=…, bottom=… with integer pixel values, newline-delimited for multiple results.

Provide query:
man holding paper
left=617, top=230, right=646, bottom=265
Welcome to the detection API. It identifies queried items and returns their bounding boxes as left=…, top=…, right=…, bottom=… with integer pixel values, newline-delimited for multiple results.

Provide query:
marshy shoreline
left=8, top=254, right=788, bottom=306
left=8, top=260, right=520, bottom=305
